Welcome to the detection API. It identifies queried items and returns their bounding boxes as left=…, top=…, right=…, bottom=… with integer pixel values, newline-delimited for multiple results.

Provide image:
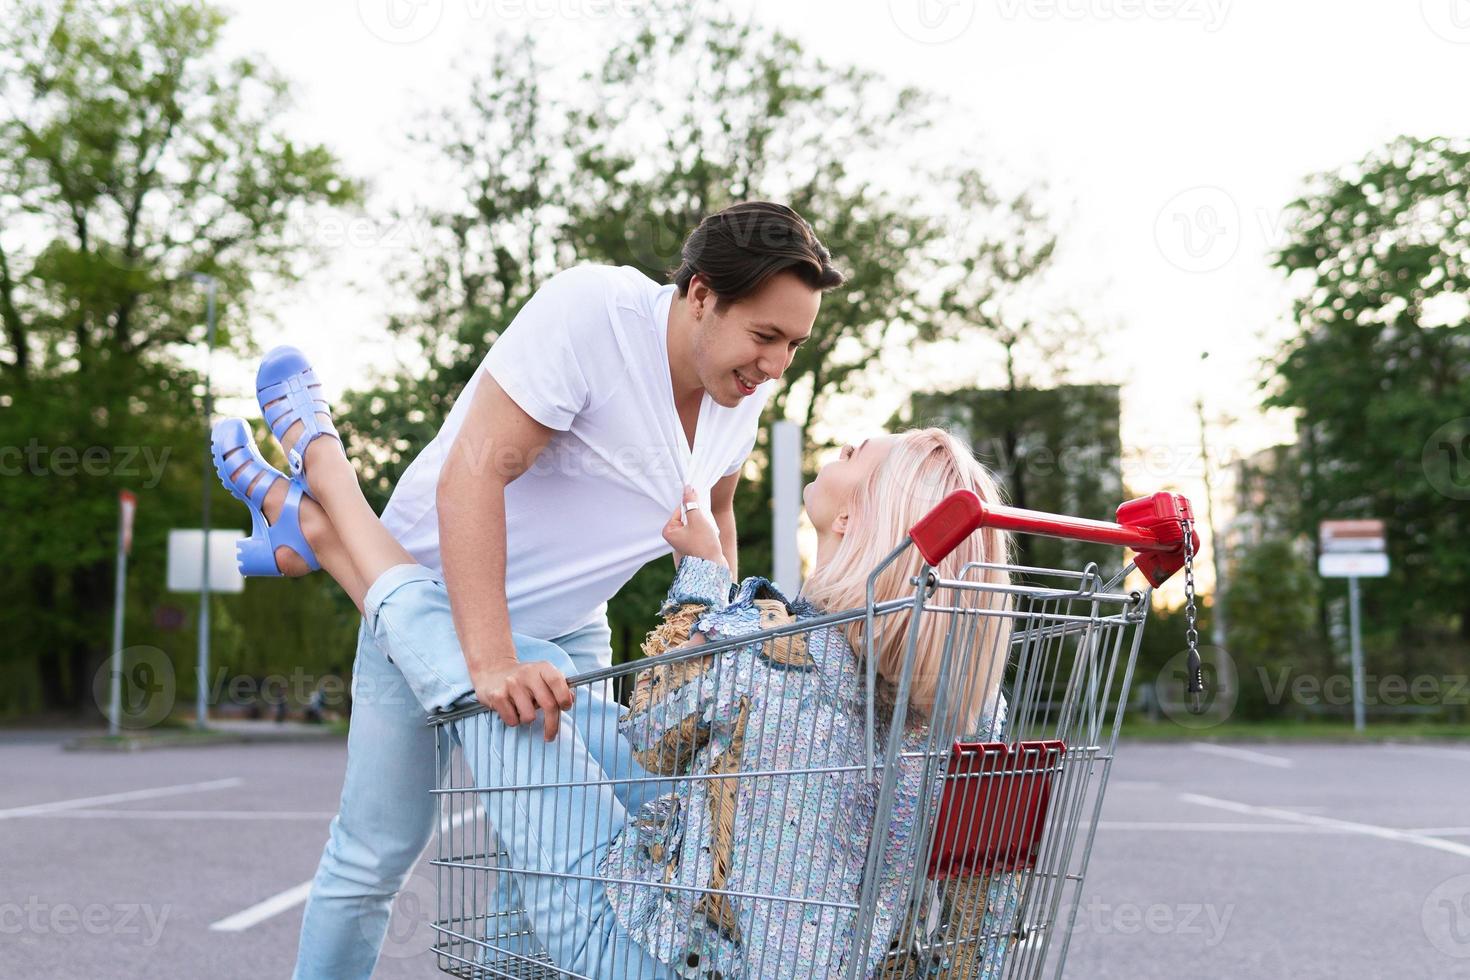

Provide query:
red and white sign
left=119, top=490, right=137, bottom=555
left=1319, top=519, right=1385, bottom=554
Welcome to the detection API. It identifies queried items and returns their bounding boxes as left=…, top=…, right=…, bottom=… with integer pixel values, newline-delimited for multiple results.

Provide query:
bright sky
left=213, top=0, right=1470, bottom=596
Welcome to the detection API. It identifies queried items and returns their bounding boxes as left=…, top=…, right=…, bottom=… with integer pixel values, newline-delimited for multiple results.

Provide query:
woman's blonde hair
left=800, top=428, right=1013, bottom=732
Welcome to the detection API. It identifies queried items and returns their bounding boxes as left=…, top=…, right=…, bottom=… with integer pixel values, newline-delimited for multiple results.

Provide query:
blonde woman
left=213, top=352, right=1017, bottom=976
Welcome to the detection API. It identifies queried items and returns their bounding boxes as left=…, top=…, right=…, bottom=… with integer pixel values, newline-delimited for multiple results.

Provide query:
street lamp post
left=191, top=273, right=217, bottom=731
left=1196, top=351, right=1227, bottom=653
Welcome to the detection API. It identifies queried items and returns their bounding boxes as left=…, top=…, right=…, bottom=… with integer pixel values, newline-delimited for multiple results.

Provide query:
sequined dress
left=600, top=557, right=1020, bottom=978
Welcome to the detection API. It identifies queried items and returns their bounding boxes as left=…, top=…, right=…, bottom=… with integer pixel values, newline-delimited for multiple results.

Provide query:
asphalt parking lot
left=3, top=733, right=1467, bottom=979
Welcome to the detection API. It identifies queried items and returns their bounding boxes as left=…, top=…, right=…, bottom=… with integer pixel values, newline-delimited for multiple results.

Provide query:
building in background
left=1226, top=442, right=1304, bottom=559
left=900, top=384, right=1123, bottom=577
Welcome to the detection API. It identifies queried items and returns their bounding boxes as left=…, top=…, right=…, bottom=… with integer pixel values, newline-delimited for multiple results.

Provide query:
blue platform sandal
left=211, top=417, right=321, bottom=576
left=255, top=345, right=342, bottom=494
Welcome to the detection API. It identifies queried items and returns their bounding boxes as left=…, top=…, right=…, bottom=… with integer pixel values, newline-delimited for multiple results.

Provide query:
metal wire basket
left=426, top=489, right=1198, bottom=979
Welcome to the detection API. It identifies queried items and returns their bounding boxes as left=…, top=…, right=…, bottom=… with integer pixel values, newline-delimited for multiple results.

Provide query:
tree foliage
left=1267, top=136, right=1470, bottom=659
left=0, top=0, right=358, bottom=713
left=338, top=10, right=1073, bottom=661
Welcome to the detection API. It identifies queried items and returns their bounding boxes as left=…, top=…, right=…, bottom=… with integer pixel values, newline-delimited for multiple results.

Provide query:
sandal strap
left=269, top=481, right=322, bottom=573
left=216, top=440, right=276, bottom=509
left=243, top=456, right=275, bottom=509
left=259, top=368, right=340, bottom=479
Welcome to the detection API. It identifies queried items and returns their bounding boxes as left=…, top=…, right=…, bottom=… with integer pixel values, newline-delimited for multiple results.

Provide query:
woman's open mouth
left=733, top=370, right=759, bottom=396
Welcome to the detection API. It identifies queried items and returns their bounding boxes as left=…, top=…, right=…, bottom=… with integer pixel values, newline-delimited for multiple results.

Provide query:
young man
left=293, top=201, right=844, bottom=978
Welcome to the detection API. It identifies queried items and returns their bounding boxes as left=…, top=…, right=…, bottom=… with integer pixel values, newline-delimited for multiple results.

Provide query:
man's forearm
left=438, top=474, right=517, bottom=674
left=715, top=508, right=738, bottom=579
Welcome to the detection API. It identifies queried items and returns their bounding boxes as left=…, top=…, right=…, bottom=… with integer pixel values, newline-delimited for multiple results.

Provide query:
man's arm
left=710, top=470, right=741, bottom=579
left=437, top=375, right=572, bottom=739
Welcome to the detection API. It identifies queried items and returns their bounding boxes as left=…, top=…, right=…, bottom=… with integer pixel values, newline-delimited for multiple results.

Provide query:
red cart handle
left=908, top=489, right=1199, bottom=588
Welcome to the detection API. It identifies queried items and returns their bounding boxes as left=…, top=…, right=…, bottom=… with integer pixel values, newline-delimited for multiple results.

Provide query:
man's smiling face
left=689, top=270, right=820, bottom=407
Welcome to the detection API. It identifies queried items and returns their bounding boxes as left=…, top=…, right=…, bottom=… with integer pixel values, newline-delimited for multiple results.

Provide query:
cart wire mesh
left=425, top=545, right=1151, bottom=980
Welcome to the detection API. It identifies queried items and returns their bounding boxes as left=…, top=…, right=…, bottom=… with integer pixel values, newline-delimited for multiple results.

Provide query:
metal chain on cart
left=1181, top=518, right=1206, bottom=713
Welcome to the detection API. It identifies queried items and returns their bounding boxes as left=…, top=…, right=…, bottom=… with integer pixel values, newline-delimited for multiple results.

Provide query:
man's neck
left=666, top=293, right=704, bottom=402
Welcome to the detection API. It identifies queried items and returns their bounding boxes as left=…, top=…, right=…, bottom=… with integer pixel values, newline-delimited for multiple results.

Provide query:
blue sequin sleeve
left=659, top=556, right=733, bottom=616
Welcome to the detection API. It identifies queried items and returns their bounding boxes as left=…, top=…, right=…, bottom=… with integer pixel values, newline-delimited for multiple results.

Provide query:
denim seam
left=376, top=601, right=457, bottom=696
left=475, top=718, right=607, bottom=963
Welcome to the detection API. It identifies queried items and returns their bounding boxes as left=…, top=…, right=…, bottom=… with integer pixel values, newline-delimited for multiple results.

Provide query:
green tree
left=905, top=384, right=1123, bottom=575
left=1220, top=537, right=1324, bottom=720
left=339, top=10, right=1056, bottom=662
left=337, top=35, right=560, bottom=509
left=1267, top=135, right=1470, bottom=672
left=0, top=0, right=358, bottom=714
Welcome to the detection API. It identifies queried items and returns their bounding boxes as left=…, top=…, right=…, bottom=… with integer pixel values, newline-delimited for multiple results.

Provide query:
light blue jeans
left=293, top=563, right=671, bottom=979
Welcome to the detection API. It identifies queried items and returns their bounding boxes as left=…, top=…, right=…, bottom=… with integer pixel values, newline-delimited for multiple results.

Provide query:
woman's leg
left=549, top=612, right=667, bottom=815
left=453, top=707, right=672, bottom=979
left=216, top=456, right=370, bottom=610
left=262, top=401, right=417, bottom=589
left=365, top=565, right=670, bottom=978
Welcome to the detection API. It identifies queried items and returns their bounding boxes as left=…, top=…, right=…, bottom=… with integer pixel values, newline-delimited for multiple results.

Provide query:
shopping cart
left=425, top=489, right=1202, bottom=979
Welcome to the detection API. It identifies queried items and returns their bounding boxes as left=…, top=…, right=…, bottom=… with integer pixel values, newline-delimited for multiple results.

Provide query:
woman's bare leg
left=217, top=453, right=371, bottom=611
left=261, top=401, right=418, bottom=590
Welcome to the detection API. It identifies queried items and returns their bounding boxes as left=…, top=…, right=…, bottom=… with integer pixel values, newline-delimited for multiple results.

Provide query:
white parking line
left=209, top=881, right=316, bottom=933
left=1190, top=743, right=1293, bottom=768
left=39, top=809, right=336, bottom=821
left=208, top=806, right=480, bottom=932
left=1097, top=821, right=1351, bottom=833
left=0, top=777, right=244, bottom=820
left=1181, top=792, right=1470, bottom=858
left=1380, top=745, right=1470, bottom=762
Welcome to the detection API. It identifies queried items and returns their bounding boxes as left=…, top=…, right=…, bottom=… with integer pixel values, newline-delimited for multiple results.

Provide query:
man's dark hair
left=672, top=201, right=845, bottom=310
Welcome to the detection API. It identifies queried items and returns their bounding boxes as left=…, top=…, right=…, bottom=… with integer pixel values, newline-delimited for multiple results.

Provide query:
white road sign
left=167, top=529, right=246, bottom=593
left=1318, top=552, right=1389, bottom=578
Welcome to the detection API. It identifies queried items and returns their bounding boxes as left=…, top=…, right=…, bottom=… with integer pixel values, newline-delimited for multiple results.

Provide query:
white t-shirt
left=380, top=264, right=771, bottom=645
